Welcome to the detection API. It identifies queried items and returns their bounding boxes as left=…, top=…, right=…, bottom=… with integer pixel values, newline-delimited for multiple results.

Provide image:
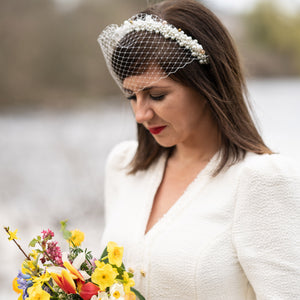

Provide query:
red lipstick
left=149, top=126, right=166, bottom=135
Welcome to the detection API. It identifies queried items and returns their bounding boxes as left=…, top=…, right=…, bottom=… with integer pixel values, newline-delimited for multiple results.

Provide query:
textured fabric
left=100, top=140, right=300, bottom=300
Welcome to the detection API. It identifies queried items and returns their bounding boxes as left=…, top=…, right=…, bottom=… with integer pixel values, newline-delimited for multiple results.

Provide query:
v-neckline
left=143, top=151, right=219, bottom=240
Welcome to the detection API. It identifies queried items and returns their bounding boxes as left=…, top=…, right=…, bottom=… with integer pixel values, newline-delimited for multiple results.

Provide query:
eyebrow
left=124, top=85, right=171, bottom=94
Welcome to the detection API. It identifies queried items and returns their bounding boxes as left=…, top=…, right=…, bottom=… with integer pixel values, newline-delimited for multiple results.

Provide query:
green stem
left=45, top=281, right=55, bottom=293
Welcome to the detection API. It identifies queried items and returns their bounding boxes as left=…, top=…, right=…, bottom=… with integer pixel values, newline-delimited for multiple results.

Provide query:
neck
left=172, top=139, right=220, bottom=167
left=171, top=117, right=221, bottom=166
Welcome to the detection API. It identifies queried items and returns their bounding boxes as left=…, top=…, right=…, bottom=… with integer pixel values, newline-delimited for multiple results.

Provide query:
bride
left=97, top=0, right=300, bottom=299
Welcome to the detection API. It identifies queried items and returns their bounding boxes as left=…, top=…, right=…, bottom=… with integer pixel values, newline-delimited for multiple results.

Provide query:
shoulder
left=104, top=140, right=138, bottom=219
left=106, top=140, right=138, bottom=172
left=231, top=152, right=300, bottom=224
left=233, top=152, right=300, bottom=218
left=238, top=152, right=300, bottom=183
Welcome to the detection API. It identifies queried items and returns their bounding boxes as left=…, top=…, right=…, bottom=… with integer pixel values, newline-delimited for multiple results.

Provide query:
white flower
left=110, top=283, right=125, bottom=300
left=91, top=291, right=109, bottom=300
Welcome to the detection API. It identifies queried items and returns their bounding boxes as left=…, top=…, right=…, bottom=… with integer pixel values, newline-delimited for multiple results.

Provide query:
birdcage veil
left=98, top=13, right=209, bottom=96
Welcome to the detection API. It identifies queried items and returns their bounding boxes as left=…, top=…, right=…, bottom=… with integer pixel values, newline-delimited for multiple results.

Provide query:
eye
left=150, top=94, right=165, bottom=101
left=126, top=94, right=136, bottom=101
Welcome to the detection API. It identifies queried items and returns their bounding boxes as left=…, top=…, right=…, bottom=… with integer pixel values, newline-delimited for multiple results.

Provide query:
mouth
left=148, top=126, right=167, bottom=135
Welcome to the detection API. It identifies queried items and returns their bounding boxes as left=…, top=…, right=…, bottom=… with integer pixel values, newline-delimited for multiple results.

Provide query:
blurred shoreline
left=1, top=77, right=299, bottom=113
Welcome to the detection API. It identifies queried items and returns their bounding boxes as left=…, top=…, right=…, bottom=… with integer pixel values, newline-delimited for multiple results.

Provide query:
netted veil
left=98, top=13, right=208, bottom=95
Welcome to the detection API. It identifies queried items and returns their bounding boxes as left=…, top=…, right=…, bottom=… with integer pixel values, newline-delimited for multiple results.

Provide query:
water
left=0, top=78, right=299, bottom=299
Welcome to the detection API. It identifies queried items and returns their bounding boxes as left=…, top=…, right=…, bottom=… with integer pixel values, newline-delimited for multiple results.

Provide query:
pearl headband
left=98, top=13, right=209, bottom=94
left=113, top=14, right=208, bottom=64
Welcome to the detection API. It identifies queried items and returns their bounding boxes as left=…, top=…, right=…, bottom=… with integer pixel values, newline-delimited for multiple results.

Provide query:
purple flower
left=17, top=271, right=33, bottom=300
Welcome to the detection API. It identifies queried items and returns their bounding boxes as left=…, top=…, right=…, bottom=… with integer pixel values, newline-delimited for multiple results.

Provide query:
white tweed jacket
left=100, top=140, right=300, bottom=300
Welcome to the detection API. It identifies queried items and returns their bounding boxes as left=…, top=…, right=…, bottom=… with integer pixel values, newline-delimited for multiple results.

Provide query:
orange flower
left=49, top=256, right=85, bottom=294
left=12, top=277, right=23, bottom=300
left=125, top=291, right=137, bottom=300
left=63, top=260, right=85, bottom=282
left=79, top=282, right=100, bottom=300
left=51, top=269, right=77, bottom=294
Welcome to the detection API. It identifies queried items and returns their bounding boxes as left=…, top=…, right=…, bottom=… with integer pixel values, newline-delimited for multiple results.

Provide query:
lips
left=148, top=126, right=166, bottom=135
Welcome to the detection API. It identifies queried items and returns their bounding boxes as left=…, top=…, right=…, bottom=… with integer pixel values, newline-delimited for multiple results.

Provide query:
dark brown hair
left=112, top=0, right=272, bottom=175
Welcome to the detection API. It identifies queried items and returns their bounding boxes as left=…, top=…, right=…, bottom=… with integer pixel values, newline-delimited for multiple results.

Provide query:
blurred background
left=1, top=0, right=299, bottom=298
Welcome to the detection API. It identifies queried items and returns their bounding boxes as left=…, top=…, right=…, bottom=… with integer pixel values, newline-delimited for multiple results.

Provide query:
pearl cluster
left=115, top=14, right=209, bottom=64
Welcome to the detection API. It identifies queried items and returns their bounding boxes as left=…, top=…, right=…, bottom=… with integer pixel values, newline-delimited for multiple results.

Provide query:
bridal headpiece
left=98, top=13, right=209, bottom=94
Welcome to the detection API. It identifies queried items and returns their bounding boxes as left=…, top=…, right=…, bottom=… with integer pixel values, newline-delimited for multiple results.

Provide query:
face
left=123, top=71, right=215, bottom=149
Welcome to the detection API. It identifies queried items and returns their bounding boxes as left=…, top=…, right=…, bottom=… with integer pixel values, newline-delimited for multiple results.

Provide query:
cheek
left=180, top=103, right=207, bottom=131
left=189, top=99, right=207, bottom=119
left=129, top=101, right=137, bottom=115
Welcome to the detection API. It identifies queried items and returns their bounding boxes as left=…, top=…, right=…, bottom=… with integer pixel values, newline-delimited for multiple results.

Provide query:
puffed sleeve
left=104, top=140, right=137, bottom=223
left=232, top=154, right=300, bottom=299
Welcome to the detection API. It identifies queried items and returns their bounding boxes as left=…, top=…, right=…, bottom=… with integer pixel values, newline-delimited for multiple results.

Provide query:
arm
left=104, top=140, right=137, bottom=222
left=232, top=155, right=300, bottom=299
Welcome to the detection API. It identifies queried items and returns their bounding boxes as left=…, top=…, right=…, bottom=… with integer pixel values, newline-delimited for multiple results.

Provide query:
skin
left=123, top=72, right=221, bottom=234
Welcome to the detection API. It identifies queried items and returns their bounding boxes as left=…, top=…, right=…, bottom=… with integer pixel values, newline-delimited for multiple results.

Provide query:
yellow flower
left=7, top=229, right=19, bottom=241
left=107, top=241, right=124, bottom=267
left=122, top=272, right=135, bottom=293
left=29, top=250, right=39, bottom=260
left=32, top=272, right=51, bottom=286
left=68, top=229, right=85, bottom=247
left=27, top=284, right=50, bottom=300
left=22, top=260, right=37, bottom=275
left=95, top=260, right=105, bottom=268
left=125, top=291, right=136, bottom=300
left=91, top=262, right=118, bottom=291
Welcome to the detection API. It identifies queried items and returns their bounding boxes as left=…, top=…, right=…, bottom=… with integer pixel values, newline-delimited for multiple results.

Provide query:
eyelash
left=126, top=95, right=136, bottom=101
left=126, top=94, right=165, bottom=101
left=150, top=94, right=165, bottom=101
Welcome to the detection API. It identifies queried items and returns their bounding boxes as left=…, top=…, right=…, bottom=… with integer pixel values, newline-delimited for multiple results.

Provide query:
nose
left=132, top=96, right=154, bottom=124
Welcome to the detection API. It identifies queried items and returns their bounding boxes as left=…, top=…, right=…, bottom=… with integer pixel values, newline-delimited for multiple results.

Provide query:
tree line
left=0, top=0, right=299, bottom=108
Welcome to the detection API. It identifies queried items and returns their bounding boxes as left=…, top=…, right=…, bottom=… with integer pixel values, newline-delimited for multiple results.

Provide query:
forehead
left=122, top=67, right=169, bottom=93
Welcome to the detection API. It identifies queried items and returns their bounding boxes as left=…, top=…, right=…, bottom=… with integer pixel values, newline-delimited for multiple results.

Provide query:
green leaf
left=131, top=287, right=146, bottom=300
left=60, top=220, right=72, bottom=240
left=100, top=246, right=108, bottom=262
left=29, top=238, right=39, bottom=247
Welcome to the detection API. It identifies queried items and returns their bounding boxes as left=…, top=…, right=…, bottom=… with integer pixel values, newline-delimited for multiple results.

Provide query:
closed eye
left=126, top=94, right=136, bottom=101
left=150, top=94, right=165, bottom=101
left=126, top=93, right=165, bottom=101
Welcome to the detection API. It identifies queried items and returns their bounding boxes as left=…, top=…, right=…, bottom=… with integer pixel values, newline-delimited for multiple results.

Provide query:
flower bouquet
left=4, top=221, right=144, bottom=300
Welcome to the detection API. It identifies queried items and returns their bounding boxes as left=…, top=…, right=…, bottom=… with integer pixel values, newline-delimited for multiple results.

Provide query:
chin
left=154, top=137, right=176, bottom=148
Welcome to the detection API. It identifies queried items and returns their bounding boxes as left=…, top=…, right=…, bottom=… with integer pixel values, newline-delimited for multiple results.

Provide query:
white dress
left=100, top=140, right=300, bottom=300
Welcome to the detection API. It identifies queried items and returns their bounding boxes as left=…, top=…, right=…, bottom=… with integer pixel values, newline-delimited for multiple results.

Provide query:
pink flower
left=42, top=229, right=54, bottom=240
left=41, top=240, right=63, bottom=266
left=47, top=241, right=63, bottom=266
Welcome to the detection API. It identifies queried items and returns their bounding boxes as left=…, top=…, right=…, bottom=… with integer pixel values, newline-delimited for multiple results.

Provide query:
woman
left=98, top=0, right=300, bottom=299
